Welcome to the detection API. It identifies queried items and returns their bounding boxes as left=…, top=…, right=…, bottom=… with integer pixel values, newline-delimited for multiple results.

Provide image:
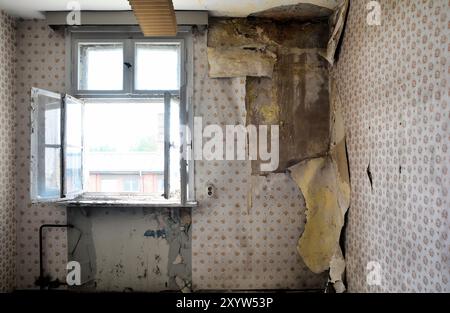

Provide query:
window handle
left=124, top=62, right=132, bottom=69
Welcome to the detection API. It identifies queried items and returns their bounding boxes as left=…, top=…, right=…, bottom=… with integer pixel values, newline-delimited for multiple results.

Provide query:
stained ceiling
left=0, top=0, right=341, bottom=19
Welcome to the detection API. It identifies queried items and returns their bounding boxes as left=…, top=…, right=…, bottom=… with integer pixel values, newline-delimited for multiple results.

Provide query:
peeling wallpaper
left=332, top=0, right=450, bottom=292
left=15, top=20, right=67, bottom=289
left=0, top=10, right=16, bottom=293
left=192, top=31, right=327, bottom=290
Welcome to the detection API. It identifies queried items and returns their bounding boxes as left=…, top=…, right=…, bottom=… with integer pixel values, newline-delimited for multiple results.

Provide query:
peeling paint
left=67, top=208, right=192, bottom=292
left=207, top=18, right=330, bottom=173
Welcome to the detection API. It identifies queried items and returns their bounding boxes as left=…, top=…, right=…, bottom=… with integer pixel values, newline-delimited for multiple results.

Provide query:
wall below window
left=0, top=10, right=16, bottom=293
left=332, top=0, right=449, bottom=292
left=67, top=207, right=191, bottom=292
left=191, top=24, right=329, bottom=290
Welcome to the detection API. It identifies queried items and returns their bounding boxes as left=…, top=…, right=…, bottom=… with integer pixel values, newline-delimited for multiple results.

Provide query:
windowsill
left=59, top=195, right=198, bottom=208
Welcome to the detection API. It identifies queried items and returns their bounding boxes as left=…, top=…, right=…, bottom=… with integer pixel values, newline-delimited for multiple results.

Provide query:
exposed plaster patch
left=67, top=208, right=192, bottom=292
left=208, top=47, right=277, bottom=78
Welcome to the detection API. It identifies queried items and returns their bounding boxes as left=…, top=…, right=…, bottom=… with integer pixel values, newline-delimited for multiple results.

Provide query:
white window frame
left=30, top=27, right=195, bottom=207
left=30, top=88, right=85, bottom=202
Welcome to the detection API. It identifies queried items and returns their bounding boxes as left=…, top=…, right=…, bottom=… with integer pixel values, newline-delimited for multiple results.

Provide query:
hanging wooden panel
left=128, top=0, right=177, bottom=36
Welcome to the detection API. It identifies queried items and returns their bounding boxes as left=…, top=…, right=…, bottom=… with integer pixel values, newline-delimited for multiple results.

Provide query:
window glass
left=43, top=147, right=61, bottom=198
left=85, top=101, right=165, bottom=194
left=123, top=176, right=139, bottom=192
left=65, top=147, right=83, bottom=194
left=44, top=103, right=61, bottom=145
left=65, top=97, right=83, bottom=147
left=64, top=96, right=84, bottom=195
left=78, top=43, right=124, bottom=91
left=169, top=98, right=181, bottom=199
left=135, top=43, right=180, bottom=91
left=31, top=90, right=62, bottom=200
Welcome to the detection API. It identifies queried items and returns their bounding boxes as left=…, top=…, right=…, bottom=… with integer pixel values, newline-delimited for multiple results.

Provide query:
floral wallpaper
left=15, top=20, right=68, bottom=289
left=0, top=10, right=16, bottom=293
left=332, top=0, right=449, bottom=292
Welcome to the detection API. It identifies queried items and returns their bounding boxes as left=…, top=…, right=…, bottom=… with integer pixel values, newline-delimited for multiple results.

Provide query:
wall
left=68, top=207, right=191, bottom=292
left=15, top=20, right=68, bottom=289
left=192, top=24, right=328, bottom=290
left=332, top=0, right=450, bottom=292
left=0, top=10, right=16, bottom=293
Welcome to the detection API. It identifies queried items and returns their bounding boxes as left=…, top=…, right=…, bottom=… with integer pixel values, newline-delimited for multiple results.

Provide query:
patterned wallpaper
left=15, top=20, right=68, bottom=289
left=332, top=0, right=449, bottom=292
left=0, top=10, right=16, bottom=293
left=191, top=31, right=327, bottom=290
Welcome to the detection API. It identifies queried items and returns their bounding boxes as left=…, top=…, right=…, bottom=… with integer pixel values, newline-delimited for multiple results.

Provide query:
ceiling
left=0, top=0, right=341, bottom=19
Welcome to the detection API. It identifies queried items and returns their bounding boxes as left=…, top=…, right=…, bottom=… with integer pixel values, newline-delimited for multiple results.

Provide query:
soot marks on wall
left=68, top=208, right=191, bottom=292
left=207, top=18, right=331, bottom=173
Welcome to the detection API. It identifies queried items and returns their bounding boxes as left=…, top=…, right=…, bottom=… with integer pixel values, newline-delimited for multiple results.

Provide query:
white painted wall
left=0, top=0, right=341, bottom=19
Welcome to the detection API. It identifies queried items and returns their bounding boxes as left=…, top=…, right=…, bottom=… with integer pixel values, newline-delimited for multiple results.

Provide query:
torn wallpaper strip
left=288, top=83, right=350, bottom=292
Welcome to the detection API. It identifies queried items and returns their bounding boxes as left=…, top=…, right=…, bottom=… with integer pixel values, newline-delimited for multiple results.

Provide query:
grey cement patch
left=67, top=207, right=191, bottom=292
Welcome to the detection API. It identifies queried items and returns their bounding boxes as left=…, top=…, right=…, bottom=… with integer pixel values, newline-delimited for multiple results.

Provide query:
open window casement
left=28, top=29, right=195, bottom=206
left=30, top=87, right=192, bottom=206
left=30, top=88, right=85, bottom=202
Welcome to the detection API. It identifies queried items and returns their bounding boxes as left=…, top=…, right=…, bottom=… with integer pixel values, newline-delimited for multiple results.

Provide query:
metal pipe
left=38, top=224, right=74, bottom=290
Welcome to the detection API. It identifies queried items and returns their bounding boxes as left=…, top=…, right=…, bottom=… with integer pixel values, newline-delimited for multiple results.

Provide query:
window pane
left=135, top=43, right=180, bottom=91
left=31, top=89, right=62, bottom=200
left=78, top=43, right=123, bottom=91
left=65, top=96, right=83, bottom=147
left=43, top=100, right=61, bottom=145
left=169, top=98, right=181, bottom=199
left=40, top=147, right=61, bottom=198
left=65, top=147, right=83, bottom=195
left=85, top=101, right=165, bottom=194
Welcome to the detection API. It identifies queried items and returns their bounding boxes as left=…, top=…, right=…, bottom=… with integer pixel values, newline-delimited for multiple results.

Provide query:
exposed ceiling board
left=250, top=3, right=333, bottom=21
left=0, top=0, right=341, bottom=19
left=128, top=0, right=177, bottom=36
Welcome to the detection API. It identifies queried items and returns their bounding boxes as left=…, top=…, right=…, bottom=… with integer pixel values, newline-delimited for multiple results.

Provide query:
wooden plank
left=128, top=0, right=177, bottom=36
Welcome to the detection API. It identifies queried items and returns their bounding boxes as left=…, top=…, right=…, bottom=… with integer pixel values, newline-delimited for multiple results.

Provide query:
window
left=78, top=43, right=124, bottom=91
left=30, top=28, right=194, bottom=206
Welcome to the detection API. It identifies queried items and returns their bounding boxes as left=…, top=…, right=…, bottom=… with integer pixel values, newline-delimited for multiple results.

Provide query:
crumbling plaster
left=207, top=18, right=331, bottom=173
